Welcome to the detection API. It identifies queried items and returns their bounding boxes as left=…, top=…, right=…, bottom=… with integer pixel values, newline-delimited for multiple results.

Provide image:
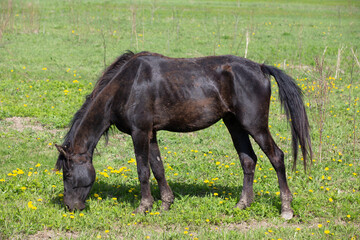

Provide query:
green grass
left=0, top=0, right=359, bottom=239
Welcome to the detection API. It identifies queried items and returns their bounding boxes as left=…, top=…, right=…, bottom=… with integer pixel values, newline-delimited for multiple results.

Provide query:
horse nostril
left=69, top=201, right=85, bottom=211
left=76, top=202, right=86, bottom=210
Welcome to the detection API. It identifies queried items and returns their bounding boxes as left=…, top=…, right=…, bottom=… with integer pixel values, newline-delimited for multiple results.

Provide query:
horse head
left=55, top=144, right=96, bottom=211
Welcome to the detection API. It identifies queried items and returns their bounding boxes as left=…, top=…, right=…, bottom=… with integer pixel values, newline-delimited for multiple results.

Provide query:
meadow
left=0, top=0, right=359, bottom=239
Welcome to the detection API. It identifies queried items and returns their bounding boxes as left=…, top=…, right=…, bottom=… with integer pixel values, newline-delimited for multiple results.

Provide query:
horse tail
left=261, top=64, right=313, bottom=171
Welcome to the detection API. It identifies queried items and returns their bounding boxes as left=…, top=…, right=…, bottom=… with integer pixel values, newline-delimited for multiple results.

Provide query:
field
left=0, top=0, right=359, bottom=239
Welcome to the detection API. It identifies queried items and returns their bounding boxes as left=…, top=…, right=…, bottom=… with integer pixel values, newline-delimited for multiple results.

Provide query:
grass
left=0, top=0, right=359, bottom=239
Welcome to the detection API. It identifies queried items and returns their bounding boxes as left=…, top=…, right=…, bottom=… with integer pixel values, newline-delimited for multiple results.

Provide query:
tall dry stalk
left=335, top=46, right=345, bottom=79
left=244, top=30, right=249, bottom=58
left=313, top=47, right=331, bottom=162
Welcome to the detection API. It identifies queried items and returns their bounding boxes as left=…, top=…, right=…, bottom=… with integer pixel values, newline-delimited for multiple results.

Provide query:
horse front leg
left=131, top=129, right=154, bottom=213
left=149, top=132, right=174, bottom=211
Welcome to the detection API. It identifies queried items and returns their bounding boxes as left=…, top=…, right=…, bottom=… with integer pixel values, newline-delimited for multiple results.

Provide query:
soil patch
left=4, top=117, right=45, bottom=132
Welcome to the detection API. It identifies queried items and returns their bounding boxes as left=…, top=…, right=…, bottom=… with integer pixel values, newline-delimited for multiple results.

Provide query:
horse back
left=110, top=54, right=270, bottom=133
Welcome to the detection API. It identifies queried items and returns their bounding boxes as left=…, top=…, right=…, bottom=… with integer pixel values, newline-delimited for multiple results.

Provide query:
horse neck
left=71, top=96, right=112, bottom=155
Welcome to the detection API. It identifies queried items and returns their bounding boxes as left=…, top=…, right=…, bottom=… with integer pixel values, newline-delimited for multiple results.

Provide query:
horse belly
left=153, top=97, right=226, bottom=132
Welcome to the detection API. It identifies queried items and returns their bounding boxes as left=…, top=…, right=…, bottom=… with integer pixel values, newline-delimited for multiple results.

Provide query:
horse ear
left=55, top=144, right=68, bottom=157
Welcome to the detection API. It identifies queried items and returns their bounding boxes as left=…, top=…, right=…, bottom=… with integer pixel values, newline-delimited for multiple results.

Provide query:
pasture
left=0, top=0, right=359, bottom=239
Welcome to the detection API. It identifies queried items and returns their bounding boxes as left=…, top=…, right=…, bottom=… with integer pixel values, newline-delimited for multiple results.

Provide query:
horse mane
left=56, top=51, right=136, bottom=170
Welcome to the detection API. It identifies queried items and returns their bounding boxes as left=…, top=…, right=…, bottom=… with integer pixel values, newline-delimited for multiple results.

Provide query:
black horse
left=55, top=51, right=312, bottom=219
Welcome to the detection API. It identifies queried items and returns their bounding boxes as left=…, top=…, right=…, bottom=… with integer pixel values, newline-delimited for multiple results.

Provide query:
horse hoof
left=133, top=204, right=152, bottom=214
left=161, top=201, right=172, bottom=211
left=234, top=203, right=247, bottom=210
left=281, top=210, right=294, bottom=220
left=234, top=199, right=251, bottom=210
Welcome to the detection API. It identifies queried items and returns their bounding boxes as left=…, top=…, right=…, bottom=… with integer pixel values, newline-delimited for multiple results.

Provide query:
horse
left=55, top=51, right=312, bottom=220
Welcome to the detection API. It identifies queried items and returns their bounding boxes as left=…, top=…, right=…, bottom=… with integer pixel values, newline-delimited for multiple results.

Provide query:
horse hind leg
left=250, top=128, right=294, bottom=220
left=149, top=132, right=174, bottom=211
left=224, top=115, right=257, bottom=210
left=131, top=129, right=154, bottom=213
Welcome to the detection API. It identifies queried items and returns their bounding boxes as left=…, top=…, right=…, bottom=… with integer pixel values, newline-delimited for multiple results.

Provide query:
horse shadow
left=51, top=179, right=282, bottom=214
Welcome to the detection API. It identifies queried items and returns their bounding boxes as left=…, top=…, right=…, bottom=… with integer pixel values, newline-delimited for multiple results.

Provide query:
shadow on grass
left=50, top=179, right=283, bottom=215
